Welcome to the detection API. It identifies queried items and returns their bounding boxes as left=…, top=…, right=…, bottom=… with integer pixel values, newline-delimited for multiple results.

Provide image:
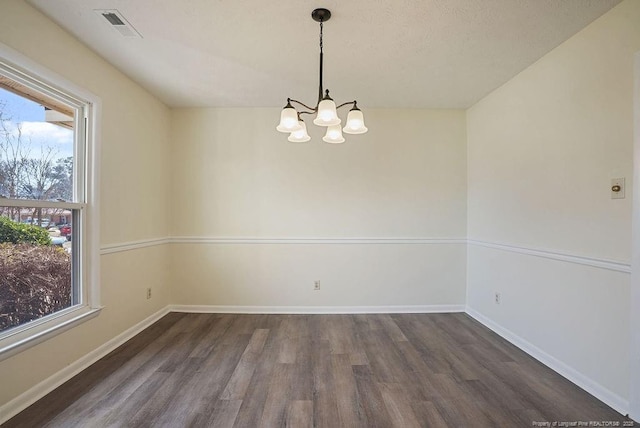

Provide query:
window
left=0, top=48, right=100, bottom=359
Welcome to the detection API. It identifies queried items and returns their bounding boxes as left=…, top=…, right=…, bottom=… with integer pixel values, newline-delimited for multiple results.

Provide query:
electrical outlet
left=146, top=287, right=152, bottom=299
left=314, top=280, right=321, bottom=291
left=494, top=292, right=501, bottom=304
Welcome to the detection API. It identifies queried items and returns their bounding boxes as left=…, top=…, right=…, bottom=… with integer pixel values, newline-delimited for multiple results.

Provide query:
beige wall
left=170, top=108, right=468, bottom=307
left=171, top=243, right=466, bottom=307
left=466, top=0, right=640, bottom=407
left=170, top=108, right=466, bottom=238
left=0, top=0, right=171, bottom=407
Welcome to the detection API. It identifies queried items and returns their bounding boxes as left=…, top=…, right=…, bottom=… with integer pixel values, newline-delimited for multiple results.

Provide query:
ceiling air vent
left=94, top=9, right=142, bottom=38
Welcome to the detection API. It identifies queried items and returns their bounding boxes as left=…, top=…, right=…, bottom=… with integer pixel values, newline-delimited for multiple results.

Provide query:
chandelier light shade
left=313, top=94, right=340, bottom=127
left=276, top=101, right=302, bottom=133
left=343, top=103, right=368, bottom=134
left=322, top=124, right=345, bottom=144
left=276, top=8, right=368, bottom=143
left=288, top=120, right=311, bottom=142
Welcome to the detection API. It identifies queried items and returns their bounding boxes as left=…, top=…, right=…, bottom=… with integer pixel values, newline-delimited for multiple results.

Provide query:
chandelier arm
left=297, top=110, right=317, bottom=116
left=289, top=99, right=318, bottom=112
left=335, top=101, right=357, bottom=110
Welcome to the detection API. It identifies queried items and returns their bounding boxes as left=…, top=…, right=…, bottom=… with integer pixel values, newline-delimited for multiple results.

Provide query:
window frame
left=0, top=42, right=101, bottom=361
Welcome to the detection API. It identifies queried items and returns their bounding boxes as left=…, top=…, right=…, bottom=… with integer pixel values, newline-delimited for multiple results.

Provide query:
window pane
left=0, top=54, right=93, bottom=355
left=0, top=84, right=75, bottom=202
left=0, top=208, right=73, bottom=333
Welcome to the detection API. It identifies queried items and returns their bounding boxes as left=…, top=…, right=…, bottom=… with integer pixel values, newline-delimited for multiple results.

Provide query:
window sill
left=0, top=306, right=103, bottom=362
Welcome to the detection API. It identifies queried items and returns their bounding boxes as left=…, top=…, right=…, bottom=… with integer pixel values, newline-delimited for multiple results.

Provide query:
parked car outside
left=32, top=218, right=51, bottom=228
left=50, top=236, right=67, bottom=246
left=48, top=225, right=67, bottom=246
left=59, top=224, right=72, bottom=241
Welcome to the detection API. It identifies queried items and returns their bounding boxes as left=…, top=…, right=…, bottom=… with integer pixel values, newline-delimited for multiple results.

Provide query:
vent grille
left=102, top=13, right=125, bottom=26
left=94, top=9, right=142, bottom=38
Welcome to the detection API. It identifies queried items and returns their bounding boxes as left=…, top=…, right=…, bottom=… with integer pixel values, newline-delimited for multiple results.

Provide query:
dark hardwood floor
left=3, top=312, right=635, bottom=427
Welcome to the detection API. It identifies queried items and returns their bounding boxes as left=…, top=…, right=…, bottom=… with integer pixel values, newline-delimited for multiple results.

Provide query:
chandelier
left=276, top=8, right=368, bottom=143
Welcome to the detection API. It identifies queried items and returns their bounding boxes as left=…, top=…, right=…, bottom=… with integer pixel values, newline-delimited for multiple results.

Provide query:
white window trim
left=0, top=42, right=102, bottom=361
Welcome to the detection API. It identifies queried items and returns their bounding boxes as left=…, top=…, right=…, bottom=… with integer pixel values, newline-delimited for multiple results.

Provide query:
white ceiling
left=28, top=0, right=621, bottom=109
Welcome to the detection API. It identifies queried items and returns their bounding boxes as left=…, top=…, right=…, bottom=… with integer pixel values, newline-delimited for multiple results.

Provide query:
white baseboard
left=0, top=306, right=171, bottom=425
left=465, top=306, right=629, bottom=416
left=169, top=304, right=466, bottom=314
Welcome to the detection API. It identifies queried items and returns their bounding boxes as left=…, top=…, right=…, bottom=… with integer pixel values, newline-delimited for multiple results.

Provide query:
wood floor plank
left=277, top=336, right=298, bottom=364
left=258, top=363, right=293, bottom=427
left=352, top=364, right=394, bottom=428
left=467, top=367, right=528, bottom=411
left=232, top=326, right=281, bottom=428
left=349, top=350, right=370, bottom=366
left=188, top=314, right=234, bottom=359
left=126, top=357, right=203, bottom=427
left=393, top=340, right=443, bottom=400
left=184, top=337, right=253, bottom=427
left=378, top=382, right=422, bottom=428
left=431, top=395, right=495, bottom=427
left=288, top=336, right=313, bottom=401
left=410, top=400, right=450, bottom=428
left=219, top=328, right=269, bottom=400
left=325, top=314, right=358, bottom=355
left=360, top=328, right=429, bottom=402
left=97, top=371, right=171, bottom=427
left=377, top=314, right=409, bottom=342
left=331, top=353, right=362, bottom=427
left=285, top=400, right=313, bottom=428
left=204, top=400, right=243, bottom=428
left=359, top=328, right=410, bottom=384
left=310, top=328, right=339, bottom=428
left=3, top=313, right=635, bottom=428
